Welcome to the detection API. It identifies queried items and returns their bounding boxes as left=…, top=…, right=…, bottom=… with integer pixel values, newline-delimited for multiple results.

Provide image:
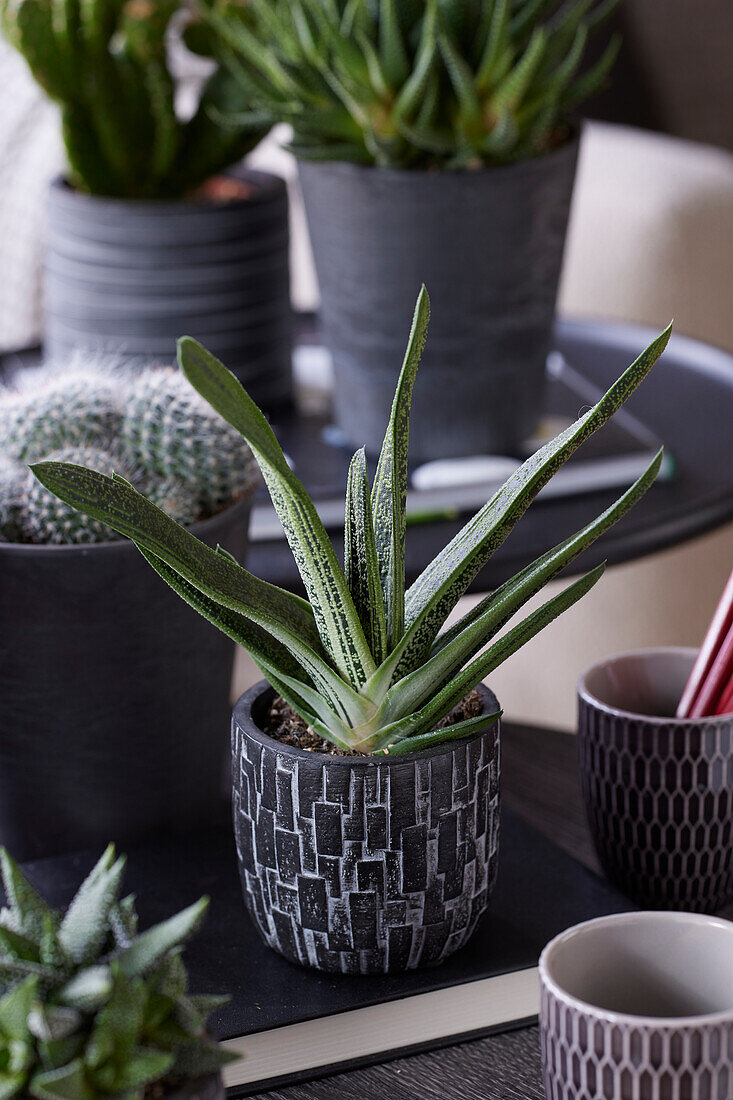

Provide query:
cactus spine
left=121, top=368, right=258, bottom=514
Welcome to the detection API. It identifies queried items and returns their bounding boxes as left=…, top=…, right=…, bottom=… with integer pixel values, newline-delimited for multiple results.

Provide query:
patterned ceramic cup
left=540, top=911, right=733, bottom=1100
left=578, top=647, right=733, bottom=912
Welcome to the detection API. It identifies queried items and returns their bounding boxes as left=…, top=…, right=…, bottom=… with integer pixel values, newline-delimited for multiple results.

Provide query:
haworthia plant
left=0, top=0, right=268, bottom=198
left=0, top=846, right=235, bottom=1100
left=205, top=0, right=621, bottom=168
left=33, top=287, right=672, bottom=754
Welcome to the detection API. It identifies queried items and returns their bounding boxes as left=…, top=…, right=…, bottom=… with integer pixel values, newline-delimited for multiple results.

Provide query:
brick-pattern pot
left=231, top=682, right=501, bottom=974
left=578, top=647, right=733, bottom=913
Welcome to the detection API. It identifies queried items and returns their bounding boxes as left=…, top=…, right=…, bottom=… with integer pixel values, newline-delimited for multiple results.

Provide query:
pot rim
left=539, top=910, right=733, bottom=1029
left=577, top=645, right=731, bottom=728
left=0, top=493, right=251, bottom=557
left=233, top=678, right=501, bottom=765
left=48, top=168, right=287, bottom=214
left=297, top=123, right=580, bottom=184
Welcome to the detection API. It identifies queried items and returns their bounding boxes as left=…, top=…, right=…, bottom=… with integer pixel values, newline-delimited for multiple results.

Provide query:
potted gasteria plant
left=33, top=290, right=671, bottom=974
left=0, top=0, right=291, bottom=406
left=206, top=0, right=621, bottom=457
left=0, top=362, right=258, bottom=861
left=0, top=845, right=235, bottom=1100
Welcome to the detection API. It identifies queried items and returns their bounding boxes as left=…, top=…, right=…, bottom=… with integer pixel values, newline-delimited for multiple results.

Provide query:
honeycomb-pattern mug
left=578, top=647, right=733, bottom=912
left=540, top=911, right=733, bottom=1100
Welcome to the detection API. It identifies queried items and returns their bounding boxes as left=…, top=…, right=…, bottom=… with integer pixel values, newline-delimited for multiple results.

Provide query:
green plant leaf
left=378, top=0, right=409, bottom=86
left=372, top=563, right=605, bottom=747
left=116, top=898, right=208, bottom=978
left=94, top=1047, right=174, bottom=1092
left=0, top=850, right=57, bottom=940
left=383, top=709, right=501, bottom=755
left=345, top=448, right=388, bottom=665
left=401, top=326, right=672, bottom=670
left=176, top=336, right=376, bottom=689
left=0, top=925, right=40, bottom=964
left=0, top=976, right=36, bottom=1041
left=371, top=287, right=430, bottom=650
left=58, top=846, right=125, bottom=965
left=30, top=1059, right=93, bottom=1100
left=57, top=966, right=113, bottom=1013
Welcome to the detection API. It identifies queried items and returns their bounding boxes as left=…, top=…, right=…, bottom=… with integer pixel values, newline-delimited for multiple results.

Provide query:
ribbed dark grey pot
left=231, top=681, right=501, bottom=975
left=298, top=134, right=579, bottom=461
left=0, top=499, right=250, bottom=862
left=44, top=169, right=292, bottom=407
left=578, top=648, right=733, bottom=914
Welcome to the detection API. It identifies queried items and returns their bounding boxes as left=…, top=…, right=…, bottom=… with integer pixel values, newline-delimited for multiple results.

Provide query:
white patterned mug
left=540, top=911, right=733, bottom=1100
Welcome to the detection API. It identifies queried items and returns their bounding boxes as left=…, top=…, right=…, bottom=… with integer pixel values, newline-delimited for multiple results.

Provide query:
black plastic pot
left=0, top=499, right=250, bottom=861
left=232, top=681, right=501, bottom=975
left=298, top=134, right=579, bottom=460
left=44, top=169, right=292, bottom=408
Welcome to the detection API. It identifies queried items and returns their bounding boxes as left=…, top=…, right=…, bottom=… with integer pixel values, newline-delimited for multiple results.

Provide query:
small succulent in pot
left=32, top=289, right=670, bottom=972
left=0, top=845, right=234, bottom=1099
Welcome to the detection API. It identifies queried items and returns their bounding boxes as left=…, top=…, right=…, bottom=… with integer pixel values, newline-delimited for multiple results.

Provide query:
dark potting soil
left=263, top=689, right=485, bottom=756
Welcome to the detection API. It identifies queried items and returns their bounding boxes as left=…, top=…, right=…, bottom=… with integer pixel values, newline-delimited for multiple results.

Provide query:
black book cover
left=9, top=808, right=633, bottom=1094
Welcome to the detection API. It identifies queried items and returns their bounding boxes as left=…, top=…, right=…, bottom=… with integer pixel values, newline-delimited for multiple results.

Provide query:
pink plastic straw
left=677, top=566, right=733, bottom=718
left=687, top=618, right=733, bottom=719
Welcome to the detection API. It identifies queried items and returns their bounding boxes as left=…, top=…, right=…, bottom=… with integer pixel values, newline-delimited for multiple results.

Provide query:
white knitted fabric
left=0, top=40, right=64, bottom=353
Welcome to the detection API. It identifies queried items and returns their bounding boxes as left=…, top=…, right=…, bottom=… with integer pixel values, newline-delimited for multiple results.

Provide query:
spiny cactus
left=0, top=457, right=23, bottom=542
left=121, top=368, right=259, bottom=515
left=208, top=0, right=620, bottom=168
left=17, top=447, right=132, bottom=545
left=0, top=845, right=234, bottom=1100
left=0, top=0, right=269, bottom=199
left=0, top=371, right=123, bottom=465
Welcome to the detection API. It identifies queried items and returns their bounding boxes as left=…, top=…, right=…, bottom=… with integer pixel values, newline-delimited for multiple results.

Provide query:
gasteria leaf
left=34, top=288, right=671, bottom=754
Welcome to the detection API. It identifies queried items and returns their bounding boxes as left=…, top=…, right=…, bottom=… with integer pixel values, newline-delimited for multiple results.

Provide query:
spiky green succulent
left=120, top=369, right=259, bottom=516
left=0, top=458, right=23, bottom=542
left=33, top=287, right=671, bottom=754
left=206, top=0, right=620, bottom=168
left=0, top=0, right=269, bottom=198
left=0, top=845, right=234, bottom=1100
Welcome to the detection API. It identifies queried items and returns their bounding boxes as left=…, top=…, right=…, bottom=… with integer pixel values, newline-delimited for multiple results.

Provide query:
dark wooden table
left=246, top=723, right=601, bottom=1100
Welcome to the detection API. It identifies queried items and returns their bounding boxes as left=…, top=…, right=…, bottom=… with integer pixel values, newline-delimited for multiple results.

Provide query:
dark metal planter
left=299, top=134, right=579, bottom=461
left=0, top=499, right=250, bottom=862
left=231, top=681, right=501, bottom=975
left=44, top=169, right=292, bottom=408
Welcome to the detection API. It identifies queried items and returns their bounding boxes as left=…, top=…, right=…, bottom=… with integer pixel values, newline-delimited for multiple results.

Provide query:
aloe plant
left=0, top=846, right=234, bottom=1100
left=205, top=0, right=621, bottom=168
left=33, top=288, right=671, bottom=755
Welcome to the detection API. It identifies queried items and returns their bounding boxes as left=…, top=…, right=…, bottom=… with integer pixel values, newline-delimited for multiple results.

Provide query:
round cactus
left=143, top=475, right=203, bottom=528
left=18, top=446, right=132, bottom=545
left=121, top=368, right=258, bottom=514
left=0, top=456, right=23, bottom=542
left=0, top=369, right=123, bottom=463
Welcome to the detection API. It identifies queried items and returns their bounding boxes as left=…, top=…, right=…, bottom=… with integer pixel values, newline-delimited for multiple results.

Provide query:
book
left=13, top=808, right=634, bottom=1095
left=249, top=346, right=672, bottom=542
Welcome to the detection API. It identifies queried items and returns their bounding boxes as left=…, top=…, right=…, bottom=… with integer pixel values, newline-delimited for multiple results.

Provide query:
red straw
left=677, top=566, right=733, bottom=718
left=687, top=617, right=733, bottom=719
left=715, top=676, right=733, bottom=717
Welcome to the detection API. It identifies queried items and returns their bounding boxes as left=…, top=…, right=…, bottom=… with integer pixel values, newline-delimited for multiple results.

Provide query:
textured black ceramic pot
left=298, top=133, right=579, bottom=461
left=578, top=648, right=733, bottom=914
left=0, top=499, right=250, bottom=861
left=232, top=681, right=501, bottom=975
left=44, top=169, right=292, bottom=408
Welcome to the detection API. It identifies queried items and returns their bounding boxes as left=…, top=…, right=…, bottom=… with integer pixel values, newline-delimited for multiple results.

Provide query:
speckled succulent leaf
left=0, top=851, right=57, bottom=941
left=344, top=448, right=388, bottom=665
left=177, top=336, right=376, bottom=689
left=384, top=708, right=502, bottom=756
left=57, top=967, right=113, bottom=1014
left=30, top=1057, right=92, bottom=1100
left=370, top=286, right=429, bottom=651
left=58, top=847, right=126, bottom=966
left=400, top=323, right=672, bottom=671
left=29, top=462, right=366, bottom=720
